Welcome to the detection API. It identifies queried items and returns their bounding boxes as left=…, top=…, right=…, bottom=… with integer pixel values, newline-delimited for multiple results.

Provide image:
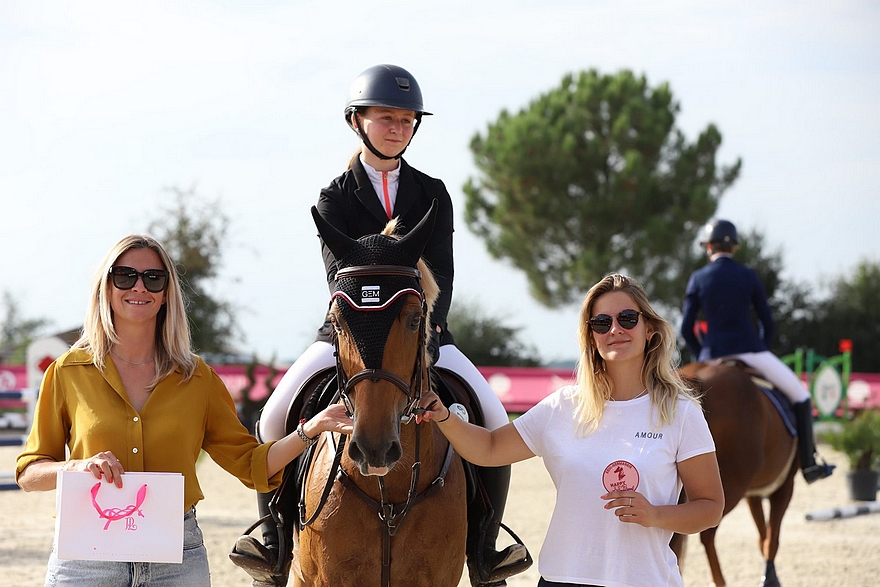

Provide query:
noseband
left=331, top=264, right=428, bottom=423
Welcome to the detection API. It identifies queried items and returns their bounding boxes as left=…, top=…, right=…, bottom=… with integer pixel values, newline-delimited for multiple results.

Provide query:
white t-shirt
left=513, top=386, right=715, bottom=587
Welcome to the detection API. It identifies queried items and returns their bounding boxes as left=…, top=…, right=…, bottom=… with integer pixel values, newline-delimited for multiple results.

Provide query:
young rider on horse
left=680, top=219, right=834, bottom=484
left=247, top=64, right=528, bottom=586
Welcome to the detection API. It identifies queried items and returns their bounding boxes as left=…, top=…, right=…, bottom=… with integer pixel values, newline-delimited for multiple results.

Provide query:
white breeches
left=726, top=350, right=811, bottom=404
left=258, top=341, right=509, bottom=442
left=434, top=344, right=510, bottom=430
left=258, top=341, right=336, bottom=442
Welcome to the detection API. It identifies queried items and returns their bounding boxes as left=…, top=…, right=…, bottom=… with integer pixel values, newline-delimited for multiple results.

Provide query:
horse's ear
left=312, top=206, right=358, bottom=260
left=397, top=199, right=438, bottom=261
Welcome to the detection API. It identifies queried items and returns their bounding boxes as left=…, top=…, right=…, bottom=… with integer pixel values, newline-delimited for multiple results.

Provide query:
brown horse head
left=311, top=202, right=438, bottom=476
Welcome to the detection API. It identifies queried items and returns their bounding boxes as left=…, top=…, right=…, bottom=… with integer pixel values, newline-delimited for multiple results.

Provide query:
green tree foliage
left=447, top=299, right=541, bottom=367
left=0, top=291, right=53, bottom=364
left=464, top=69, right=741, bottom=309
left=808, top=261, right=880, bottom=372
left=764, top=279, right=817, bottom=357
left=147, top=186, right=240, bottom=354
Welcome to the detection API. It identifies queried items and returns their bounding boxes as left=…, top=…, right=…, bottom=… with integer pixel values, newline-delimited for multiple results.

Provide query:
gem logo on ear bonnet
left=361, top=285, right=381, bottom=305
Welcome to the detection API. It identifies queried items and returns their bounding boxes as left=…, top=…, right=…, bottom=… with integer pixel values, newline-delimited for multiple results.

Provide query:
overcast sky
left=2, top=1, right=878, bottom=365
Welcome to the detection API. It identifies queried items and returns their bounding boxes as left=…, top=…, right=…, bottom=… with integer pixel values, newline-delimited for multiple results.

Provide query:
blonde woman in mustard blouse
left=16, top=234, right=352, bottom=587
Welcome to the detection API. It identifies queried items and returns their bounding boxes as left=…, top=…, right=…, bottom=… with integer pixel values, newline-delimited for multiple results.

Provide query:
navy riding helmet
left=343, top=64, right=432, bottom=160
left=700, top=219, right=739, bottom=246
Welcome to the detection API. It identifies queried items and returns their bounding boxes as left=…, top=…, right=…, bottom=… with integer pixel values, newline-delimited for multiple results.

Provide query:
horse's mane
left=381, top=217, right=440, bottom=334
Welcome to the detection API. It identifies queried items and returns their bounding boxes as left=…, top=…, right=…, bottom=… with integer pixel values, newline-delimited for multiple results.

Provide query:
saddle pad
left=752, top=381, right=797, bottom=437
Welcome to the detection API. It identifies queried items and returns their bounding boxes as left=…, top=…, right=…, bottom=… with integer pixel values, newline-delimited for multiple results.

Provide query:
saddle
left=229, top=366, right=530, bottom=586
left=712, top=359, right=797, bottom=436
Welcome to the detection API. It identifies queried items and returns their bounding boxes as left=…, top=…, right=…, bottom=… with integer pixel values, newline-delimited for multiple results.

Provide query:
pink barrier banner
left=3, top=364, right=878, bottom=414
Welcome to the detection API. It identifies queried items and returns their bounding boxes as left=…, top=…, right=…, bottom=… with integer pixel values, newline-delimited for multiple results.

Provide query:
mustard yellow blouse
left=16, top=349, right=281, bottom=512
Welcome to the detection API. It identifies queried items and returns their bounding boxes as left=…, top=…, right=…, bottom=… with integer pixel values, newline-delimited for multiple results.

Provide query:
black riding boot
left=794, top=400, right=835, bottom=483
left=466, top=464, right=531, bottom=587
left=229, top=490, right=288, bottom=587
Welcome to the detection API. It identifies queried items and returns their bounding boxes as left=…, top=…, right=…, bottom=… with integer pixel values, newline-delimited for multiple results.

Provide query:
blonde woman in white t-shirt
left=419, top=273, right=724, bottom=587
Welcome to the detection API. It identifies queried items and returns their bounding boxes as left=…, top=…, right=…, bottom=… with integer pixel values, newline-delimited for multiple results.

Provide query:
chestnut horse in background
left=671, top=361, right=799, bottom=587
left=289, top=203, right=467, bottom=587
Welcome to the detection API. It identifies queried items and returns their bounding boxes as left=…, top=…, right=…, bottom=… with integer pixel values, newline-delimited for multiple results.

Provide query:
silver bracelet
left=296, top=421, right=319, bottom=446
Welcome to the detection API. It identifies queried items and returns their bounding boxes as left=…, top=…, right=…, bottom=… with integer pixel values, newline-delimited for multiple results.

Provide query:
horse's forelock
left=381, top=218, right=400, bottom=237
left=332, top=223, right=438, bottom=369
left=378, top=217, right=439, bottom=345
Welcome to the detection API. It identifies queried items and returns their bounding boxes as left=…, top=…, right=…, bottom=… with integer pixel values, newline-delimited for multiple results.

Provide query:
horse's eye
left=329, top=314, right=344, bottom=334
left=409, top=313, right=422, bottom=330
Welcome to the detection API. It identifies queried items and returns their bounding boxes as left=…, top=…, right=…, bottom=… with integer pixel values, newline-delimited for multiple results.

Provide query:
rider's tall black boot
left=466, top=464, right=530, bottom=587
left=793, top=399, right=835, bottom=483
left=230, top=490, right=288, bottom=587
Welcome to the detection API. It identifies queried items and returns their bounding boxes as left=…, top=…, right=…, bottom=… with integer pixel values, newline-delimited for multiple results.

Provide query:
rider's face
left=355, top=107, right=416, bottom=159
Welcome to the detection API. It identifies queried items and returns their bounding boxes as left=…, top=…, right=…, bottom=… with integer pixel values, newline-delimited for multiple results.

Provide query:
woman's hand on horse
left=309, top=404, right=353, bottom=436
left=64, top=451, right=126, bottom=488
left=414, top=391, right=447, bottom=424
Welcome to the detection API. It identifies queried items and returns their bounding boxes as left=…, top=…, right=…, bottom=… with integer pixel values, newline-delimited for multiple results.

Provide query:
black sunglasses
left=109, top=266, right=169, bottom=293
left=588, top=309, right=643, bottom=334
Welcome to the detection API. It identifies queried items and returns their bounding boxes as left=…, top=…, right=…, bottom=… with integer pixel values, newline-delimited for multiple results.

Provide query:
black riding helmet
left=344, top=64, right=432, bottom=161
left=700, top=219, right=739, bottom=246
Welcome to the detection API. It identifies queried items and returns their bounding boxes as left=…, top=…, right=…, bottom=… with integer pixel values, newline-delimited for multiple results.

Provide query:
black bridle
left=319, top=262, right=455, bottom=587
left=331, top=264, right=429, bottom=423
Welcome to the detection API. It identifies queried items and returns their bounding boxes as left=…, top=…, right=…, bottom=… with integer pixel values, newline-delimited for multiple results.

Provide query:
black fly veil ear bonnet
left=311, top=201, right=438, bottom=372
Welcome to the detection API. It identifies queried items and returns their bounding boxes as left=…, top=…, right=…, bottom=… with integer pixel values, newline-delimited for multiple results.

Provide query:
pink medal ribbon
left=90, top=482, right=148, bottom=530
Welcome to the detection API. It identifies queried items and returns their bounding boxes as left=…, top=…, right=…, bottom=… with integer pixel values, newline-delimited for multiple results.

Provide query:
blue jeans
left=45, top=507, right=210, bottom=586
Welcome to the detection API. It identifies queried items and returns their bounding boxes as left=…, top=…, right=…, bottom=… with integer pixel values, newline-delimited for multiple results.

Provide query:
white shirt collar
left=360, top=154, right=401, bottom=217
left=360, top=154, right=401, bottom=181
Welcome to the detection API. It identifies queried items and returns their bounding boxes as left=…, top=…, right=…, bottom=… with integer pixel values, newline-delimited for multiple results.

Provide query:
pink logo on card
left=90, top=482, right=148, bottom=530
left=602, top=460, right=640, bottom=492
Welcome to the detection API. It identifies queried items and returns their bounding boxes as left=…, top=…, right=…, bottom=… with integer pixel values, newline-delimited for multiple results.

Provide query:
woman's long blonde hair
left=71, top=235, right=197, bottom=388
left=572, top=273, right=697, bottom=435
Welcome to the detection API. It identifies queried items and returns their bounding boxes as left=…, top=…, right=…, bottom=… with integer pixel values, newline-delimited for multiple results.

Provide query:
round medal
left=602, top=460, right=640, bottom=492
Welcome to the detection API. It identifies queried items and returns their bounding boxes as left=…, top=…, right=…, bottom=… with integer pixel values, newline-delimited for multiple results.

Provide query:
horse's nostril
left=386, top=441, right=402, bottom=466
left=348, top=440, right=364, bottom=464
left=348, top=436, right=402, bottom=469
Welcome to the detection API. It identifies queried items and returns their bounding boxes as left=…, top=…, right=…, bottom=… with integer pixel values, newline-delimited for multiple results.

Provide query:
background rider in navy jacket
left=681, top=219, right=833, bottom=484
